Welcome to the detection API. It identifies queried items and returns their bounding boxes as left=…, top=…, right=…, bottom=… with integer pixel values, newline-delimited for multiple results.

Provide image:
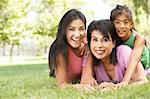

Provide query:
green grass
left=0, top=63, right=150, bottom=99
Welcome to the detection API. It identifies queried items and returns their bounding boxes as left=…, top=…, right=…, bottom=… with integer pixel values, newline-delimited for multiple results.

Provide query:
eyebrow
left=115, top=19, right=130, bottom=21
left=91, top=35, right=104, bottom=39
left=91, top=35, right=97, bottom=38
left=68, top=25, right=85, bottom=28
left=68, top=26, right=75, bottom=28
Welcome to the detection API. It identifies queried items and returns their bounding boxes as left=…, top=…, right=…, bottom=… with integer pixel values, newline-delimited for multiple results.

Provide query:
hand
left=79, top=41, right=86, bottom=56
left=99, top=82, right=116, bottom=88
left=80, top=75, right=98, bottom=86
left=72, top=84, right=95, bottom=91
left=79, top=37, right=89, bottom=56
left=114, top=81, right=129, bottom=88
left=95, top=82, right=117, bottom=92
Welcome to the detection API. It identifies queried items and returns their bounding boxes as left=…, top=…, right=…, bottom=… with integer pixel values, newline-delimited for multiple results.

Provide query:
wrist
left=121, top=80, right=129, bottom=85
left=82, top=73, right=93, bottom=78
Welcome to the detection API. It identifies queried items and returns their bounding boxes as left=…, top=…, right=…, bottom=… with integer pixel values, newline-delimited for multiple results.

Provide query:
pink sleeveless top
left=67, top=40, right=88, bottom=81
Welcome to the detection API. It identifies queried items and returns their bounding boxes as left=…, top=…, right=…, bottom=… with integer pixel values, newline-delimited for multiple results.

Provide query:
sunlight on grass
left=0, top=56, right=47, bottom=66
left=0, top=61, right=150, bottom=98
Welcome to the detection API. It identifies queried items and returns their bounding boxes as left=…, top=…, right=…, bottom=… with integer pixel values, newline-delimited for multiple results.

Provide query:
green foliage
left=31, top=0, right=84, bottom=37
left=132, top=0, right=150, bottom=24
left=0, top=0, right=29, bottom=44
left=0, top=0, right=84, bottom=44
left=0, top=0, right=8, bottom=9
left=0, top=0, right=85, bottom=59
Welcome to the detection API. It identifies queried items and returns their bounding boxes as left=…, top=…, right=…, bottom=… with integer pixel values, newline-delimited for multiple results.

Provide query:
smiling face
left=66, top=19, right=85, bottom=48
left=113, top=14, right=133, bottom=41
left=90, top=30, right=115, bottom=60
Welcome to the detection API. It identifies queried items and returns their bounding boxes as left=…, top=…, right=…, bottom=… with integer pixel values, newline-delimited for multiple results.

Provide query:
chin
left=95, top=55, right=103, bottom=60
left=72, top=45, right=80, bottom=48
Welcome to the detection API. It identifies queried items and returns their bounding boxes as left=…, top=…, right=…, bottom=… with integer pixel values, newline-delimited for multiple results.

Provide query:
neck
left=70, top=46, right=83, bottom=57
left=122, top=31, right=132, bottom=41
left=101, top=57, right=114, bottom=71
left=101, top=56, right=110, bottom=65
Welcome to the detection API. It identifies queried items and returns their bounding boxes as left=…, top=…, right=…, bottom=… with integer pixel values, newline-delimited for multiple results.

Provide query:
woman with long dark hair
left=48, top=9, right=96, bottom=85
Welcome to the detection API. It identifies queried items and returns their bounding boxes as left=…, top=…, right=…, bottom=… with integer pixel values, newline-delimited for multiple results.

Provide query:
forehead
left=69, top=19, right=85, bottom=27
left=91, top=30, right=112, bottom=40
left=114, top=13, right=132, bottom=21
left=91, top=30, right=105, bottom=38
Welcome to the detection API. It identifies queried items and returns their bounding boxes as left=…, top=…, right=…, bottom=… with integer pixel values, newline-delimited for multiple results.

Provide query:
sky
left=81, top=0, right=113, bottom=24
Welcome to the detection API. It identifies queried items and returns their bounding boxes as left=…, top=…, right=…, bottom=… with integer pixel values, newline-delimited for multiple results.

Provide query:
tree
left=0, top=0, right=85, bottom=61
left=128, top=0, right=149, bottom=24
left=27, top=0, right=85, bottom=55
left=0, top=0, right=30, bottom=61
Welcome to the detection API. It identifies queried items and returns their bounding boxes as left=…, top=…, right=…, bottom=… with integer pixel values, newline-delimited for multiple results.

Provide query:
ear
left=130, top=21, right=134, bottom=29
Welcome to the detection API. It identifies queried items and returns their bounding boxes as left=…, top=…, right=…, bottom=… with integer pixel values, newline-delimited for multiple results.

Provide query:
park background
left=0, top=0, right=150, bottom=98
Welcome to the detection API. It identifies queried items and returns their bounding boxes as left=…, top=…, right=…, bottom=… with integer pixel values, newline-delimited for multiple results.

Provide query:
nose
left=74, top=30, right=80, bottom=37
left=120, top=22, right=125, bottom=28
left=97, top=40, right=103, bottom=48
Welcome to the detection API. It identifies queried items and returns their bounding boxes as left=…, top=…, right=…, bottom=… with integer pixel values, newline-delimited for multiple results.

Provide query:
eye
left=114, top=21, right=120, bottom=24
left=101, top=37, right=109, bottom=43
left=92, top=38, right=97, bottom=42
left=124, top=21, right=129, bottom=24
left=68, top=28, right=75, bottom=31
left=79, top=27, right=85, bottom=31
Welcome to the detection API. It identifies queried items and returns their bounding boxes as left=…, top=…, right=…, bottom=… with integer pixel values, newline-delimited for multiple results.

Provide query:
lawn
left=0, top=62, right=150, bottom=99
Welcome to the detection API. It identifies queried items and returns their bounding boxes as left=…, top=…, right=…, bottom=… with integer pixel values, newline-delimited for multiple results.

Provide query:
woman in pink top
left=48, top=9, right=96, bottom=85
left=87, top=19, right=148, bottom=87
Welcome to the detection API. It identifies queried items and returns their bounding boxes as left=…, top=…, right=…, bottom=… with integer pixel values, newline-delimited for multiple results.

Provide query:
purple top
left=94, top=45, right=132, bottom=83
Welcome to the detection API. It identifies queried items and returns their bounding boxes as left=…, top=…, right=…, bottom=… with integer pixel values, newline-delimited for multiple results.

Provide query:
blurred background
left=0, top=0, right=150, bottom=64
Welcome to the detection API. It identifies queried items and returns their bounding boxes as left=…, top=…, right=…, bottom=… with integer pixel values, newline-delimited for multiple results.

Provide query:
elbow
left=135, top=77, right=148, bottom=85
left=140, top=78, right=148, bottom=85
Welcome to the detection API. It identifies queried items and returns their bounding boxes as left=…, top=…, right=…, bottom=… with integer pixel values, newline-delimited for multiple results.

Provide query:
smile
left=95, top=50, right=105, bottom=54
left=72, top=39, right=80, bottom=43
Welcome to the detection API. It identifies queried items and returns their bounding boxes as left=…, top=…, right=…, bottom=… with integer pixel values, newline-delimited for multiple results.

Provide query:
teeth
left=96, top=50, right=104, bottom=54
left=118, top=30, right=125, bottom=33
left=72, top=39, right=80, bottom=43
left=72, top=40, right=80, bottom=44
left=73, top=40, right=79, bottom=42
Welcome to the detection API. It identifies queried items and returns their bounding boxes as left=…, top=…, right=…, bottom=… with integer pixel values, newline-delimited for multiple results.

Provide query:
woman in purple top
left=87, top=19, right=148, bottom=87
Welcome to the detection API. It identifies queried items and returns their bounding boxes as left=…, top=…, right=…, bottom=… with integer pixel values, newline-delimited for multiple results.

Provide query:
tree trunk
left=9, top=44, right=14, bottom=62
left=2, top=43, right=6, bottom=56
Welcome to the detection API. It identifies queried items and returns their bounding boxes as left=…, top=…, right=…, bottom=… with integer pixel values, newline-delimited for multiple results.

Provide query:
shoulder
left=116, top=45, right=132, bottom=68
left=136, top=34, right=145, bottom=41
left=117, top=45, right=132, bottom=59
left=134, top=30, right=145, bottom=44
left=117, top=45, right=132, bottom=52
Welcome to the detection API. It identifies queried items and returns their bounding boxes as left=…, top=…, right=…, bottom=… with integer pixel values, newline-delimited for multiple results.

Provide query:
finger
left=91, top=82, right=95, bottom=86
left=86, top=84, right=95, bottom=91
left=94, top=80, right=98, bottom=86
left=115, top=84, right=122, bottom=89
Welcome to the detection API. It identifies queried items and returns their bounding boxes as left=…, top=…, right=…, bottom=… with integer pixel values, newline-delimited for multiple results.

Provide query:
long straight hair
left=48, top=9, right=86, bottom=76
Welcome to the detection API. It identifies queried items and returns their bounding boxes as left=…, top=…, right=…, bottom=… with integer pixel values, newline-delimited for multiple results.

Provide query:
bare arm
left=122, top=34, right=145, bottom=83
left=130, top=62, right=148, bottom=85
left=80, top=53, right=97, bottom=86
left=55, top=54, right=69, bottom=84
left=115, top=62, right=147, bottom=88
